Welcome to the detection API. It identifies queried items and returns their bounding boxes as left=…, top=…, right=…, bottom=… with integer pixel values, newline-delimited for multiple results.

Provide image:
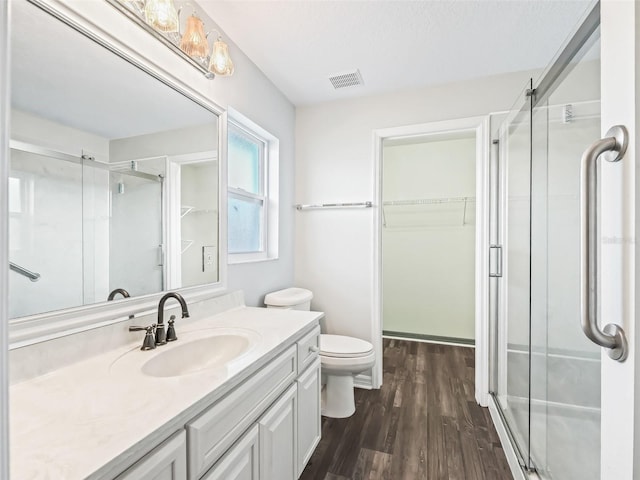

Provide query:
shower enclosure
left=490, top=5, right=605, bottom=478
left=8, top=142, right=163, bottom=318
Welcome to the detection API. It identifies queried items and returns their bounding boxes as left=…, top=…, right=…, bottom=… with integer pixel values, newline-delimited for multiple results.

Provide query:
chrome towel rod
left=9, top=262, right=41, bottom=282
left=295, top=201, right=373, bottom=211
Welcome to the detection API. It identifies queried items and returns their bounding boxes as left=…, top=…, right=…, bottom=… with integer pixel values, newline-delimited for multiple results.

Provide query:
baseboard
left=320, top=372, right=373, bottom=390
left=383, top=330, right=475, bottom=347
left=354, top=373, right=373, bottom=390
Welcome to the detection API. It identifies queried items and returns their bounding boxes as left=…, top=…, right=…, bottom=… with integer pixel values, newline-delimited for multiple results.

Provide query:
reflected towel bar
left=9, top=262, right=41, bottom=282
left=295, top=201, right=373, bottom=210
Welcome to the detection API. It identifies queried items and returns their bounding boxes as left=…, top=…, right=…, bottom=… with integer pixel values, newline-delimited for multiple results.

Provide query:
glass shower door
left=8, top=145, right=84, bottom=318
left=530, top=29, right=602, bottom=480
left=492, top=21, right=602, bottom=479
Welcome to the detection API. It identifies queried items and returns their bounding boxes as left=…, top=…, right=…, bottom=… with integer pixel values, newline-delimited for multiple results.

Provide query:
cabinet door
left=258, top=384, right=297, bottom=480
left=297, top=358, right=321, bottom=476
left=201, top=425, right=259, bottom=480
left=116, top=430, right=186, bottom=480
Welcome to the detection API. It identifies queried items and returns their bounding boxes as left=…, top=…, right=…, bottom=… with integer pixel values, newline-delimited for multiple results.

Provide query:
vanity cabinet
left=201, top=425, right=259, bottom=480
left=116, top=430, right=187, bottom=480
left=259, top=384, right=298, bottom=480
left=190, top=325, right=321, bottom=480
left=9, top=301, right=325, bottom=480
left=187, top=345, right=297, bottom=479
left=296, top=357, right=322, bottom=476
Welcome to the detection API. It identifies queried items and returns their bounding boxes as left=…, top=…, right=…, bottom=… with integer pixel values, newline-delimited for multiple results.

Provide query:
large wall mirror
left=8, top=0, right=222, bottom=333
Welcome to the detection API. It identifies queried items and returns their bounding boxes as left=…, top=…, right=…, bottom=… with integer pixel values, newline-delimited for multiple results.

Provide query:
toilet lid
left=264, top=288, right=313, bottom=307
left=320, top=334, right=373, bottom=358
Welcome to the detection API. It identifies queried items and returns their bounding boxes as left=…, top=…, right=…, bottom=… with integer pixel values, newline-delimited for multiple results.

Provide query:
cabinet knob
left=309, top=345, right=319, bottom=353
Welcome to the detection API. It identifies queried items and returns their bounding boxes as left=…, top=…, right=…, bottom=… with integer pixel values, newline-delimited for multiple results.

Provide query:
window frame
left=227, top=109, right=278, bottom=264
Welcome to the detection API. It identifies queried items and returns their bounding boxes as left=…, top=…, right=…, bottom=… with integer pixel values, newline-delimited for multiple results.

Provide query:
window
left=227, top=111, right=278, bottom=262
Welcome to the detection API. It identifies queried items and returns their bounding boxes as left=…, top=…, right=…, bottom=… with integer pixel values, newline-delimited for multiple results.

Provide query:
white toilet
left=264, top=287, right=375, bottom=418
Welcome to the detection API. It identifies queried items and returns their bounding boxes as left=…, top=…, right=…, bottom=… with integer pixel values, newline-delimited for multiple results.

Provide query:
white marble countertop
left=10, top=305, right=322, bottom=479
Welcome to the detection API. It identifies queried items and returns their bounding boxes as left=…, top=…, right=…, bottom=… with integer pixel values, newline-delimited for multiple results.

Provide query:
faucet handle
left=129, top=325, right=149, bottom=332
left=129, top=324, right=157, bottom=350
left=167, top=315, right=178, bottom=342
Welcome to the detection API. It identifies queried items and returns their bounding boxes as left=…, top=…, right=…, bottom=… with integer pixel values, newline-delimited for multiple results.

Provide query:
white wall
left=181, top=162, right=219, bottom=287
left=109, top=123, right=217, bottom=162
left=11, top=109, right=110, bottom=161
left=382, top=135, right=476, bottom=340
left=295, top=69, right=538, bottom=344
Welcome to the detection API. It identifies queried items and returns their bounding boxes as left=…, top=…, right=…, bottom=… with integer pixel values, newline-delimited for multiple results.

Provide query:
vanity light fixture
left=179, top=13, right=234, bottom=76
left=111, top=0, right=234, bottom=79
left=180, top=13, right=208, bottom=57
left=144, top=0, right=179, bottom=32
left=210, top=35, right=234, bottom=76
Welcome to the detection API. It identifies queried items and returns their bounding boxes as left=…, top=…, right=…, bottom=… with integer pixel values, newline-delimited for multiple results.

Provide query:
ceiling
left=201, top=0, right=594, bottom=106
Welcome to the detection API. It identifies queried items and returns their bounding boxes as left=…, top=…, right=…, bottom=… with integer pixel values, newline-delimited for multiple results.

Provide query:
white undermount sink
left=110, top=327, right=261, bottom=378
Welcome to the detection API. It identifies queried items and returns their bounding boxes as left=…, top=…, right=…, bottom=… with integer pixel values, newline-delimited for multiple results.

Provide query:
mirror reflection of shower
left=8, top=142, right=163, bottom=319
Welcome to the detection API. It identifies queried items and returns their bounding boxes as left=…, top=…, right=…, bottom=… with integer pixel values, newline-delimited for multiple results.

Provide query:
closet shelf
left=181, top=206, right=194, bottom=218
left=383, top=196, right=475, bottom=206
left=295, top=201, right=372, bottom=210
left=382, top=196, right=475, bottom=228
left=181, top=205, right=218, bottom=217
left=181, top=239, right=194, bottom=254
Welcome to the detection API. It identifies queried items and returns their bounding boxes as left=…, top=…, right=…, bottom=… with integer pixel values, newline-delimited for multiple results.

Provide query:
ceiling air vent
left=328, top=69, right=364, bottom=89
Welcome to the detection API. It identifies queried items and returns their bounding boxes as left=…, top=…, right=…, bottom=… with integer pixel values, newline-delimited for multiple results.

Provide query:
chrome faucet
left=156, top=292, right=190, bottom=345
left=107, top=288, right=130, bottom=301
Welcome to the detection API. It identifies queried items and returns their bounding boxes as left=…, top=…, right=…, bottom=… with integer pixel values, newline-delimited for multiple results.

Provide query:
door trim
left=600, top=1, right=638, bottom=478
left=372, top=115, right=490, bottom=404
left=0, top=0, right=8, bottom=477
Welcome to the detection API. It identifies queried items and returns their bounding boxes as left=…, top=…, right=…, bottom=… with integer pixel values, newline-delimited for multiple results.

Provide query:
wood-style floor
left=300, top=338, right=513, bottom=480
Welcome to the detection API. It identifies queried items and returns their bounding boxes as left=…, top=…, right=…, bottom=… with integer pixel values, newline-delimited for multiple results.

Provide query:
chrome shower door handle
left=580, top=125, right=629, bottom=361
left=489, top=245, right=502, bottom=278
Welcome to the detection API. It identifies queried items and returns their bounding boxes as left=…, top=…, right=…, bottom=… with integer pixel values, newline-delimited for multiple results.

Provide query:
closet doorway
left=372, top=116, right=489, bottom=397
left=382, top=131, right=476, bottom=344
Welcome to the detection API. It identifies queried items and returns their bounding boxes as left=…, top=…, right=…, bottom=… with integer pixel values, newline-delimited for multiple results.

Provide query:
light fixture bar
left=107, top=0, right=234, bottom=79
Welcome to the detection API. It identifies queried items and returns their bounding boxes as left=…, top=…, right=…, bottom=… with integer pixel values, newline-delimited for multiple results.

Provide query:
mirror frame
left=8, top=0, right=228, bottom=348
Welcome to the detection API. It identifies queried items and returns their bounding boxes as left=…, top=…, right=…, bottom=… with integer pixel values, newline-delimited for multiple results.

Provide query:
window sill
left=228, top=254, right=279, bottom=265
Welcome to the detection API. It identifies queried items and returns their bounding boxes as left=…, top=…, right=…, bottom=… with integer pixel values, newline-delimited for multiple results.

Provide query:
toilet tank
left=264, top=288, right=313, bottom=311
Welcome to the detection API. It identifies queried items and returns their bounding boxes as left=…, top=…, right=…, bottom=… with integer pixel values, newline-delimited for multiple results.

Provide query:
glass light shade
left=209, top=37, right=234, bottom=76
left=180, top=15, right=209, bottom=57
left=144, top=0, right=179, bottom=33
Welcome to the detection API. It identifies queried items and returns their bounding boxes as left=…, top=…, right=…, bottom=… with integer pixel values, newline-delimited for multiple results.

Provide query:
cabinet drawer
left=186, top=345, right=297, bottom=480
left=116, top=430, right=186, bottom=480
left=297, top=326, right=320, bottom=373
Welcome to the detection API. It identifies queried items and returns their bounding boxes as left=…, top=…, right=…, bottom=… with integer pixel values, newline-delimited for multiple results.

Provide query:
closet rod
left=296, top=201, right=373, bottom=211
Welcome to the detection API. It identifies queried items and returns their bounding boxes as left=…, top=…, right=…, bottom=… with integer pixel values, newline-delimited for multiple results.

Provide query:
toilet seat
left=319, top=334, right=373, bottom=358
left=320, top=351, right=376, bottom=370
